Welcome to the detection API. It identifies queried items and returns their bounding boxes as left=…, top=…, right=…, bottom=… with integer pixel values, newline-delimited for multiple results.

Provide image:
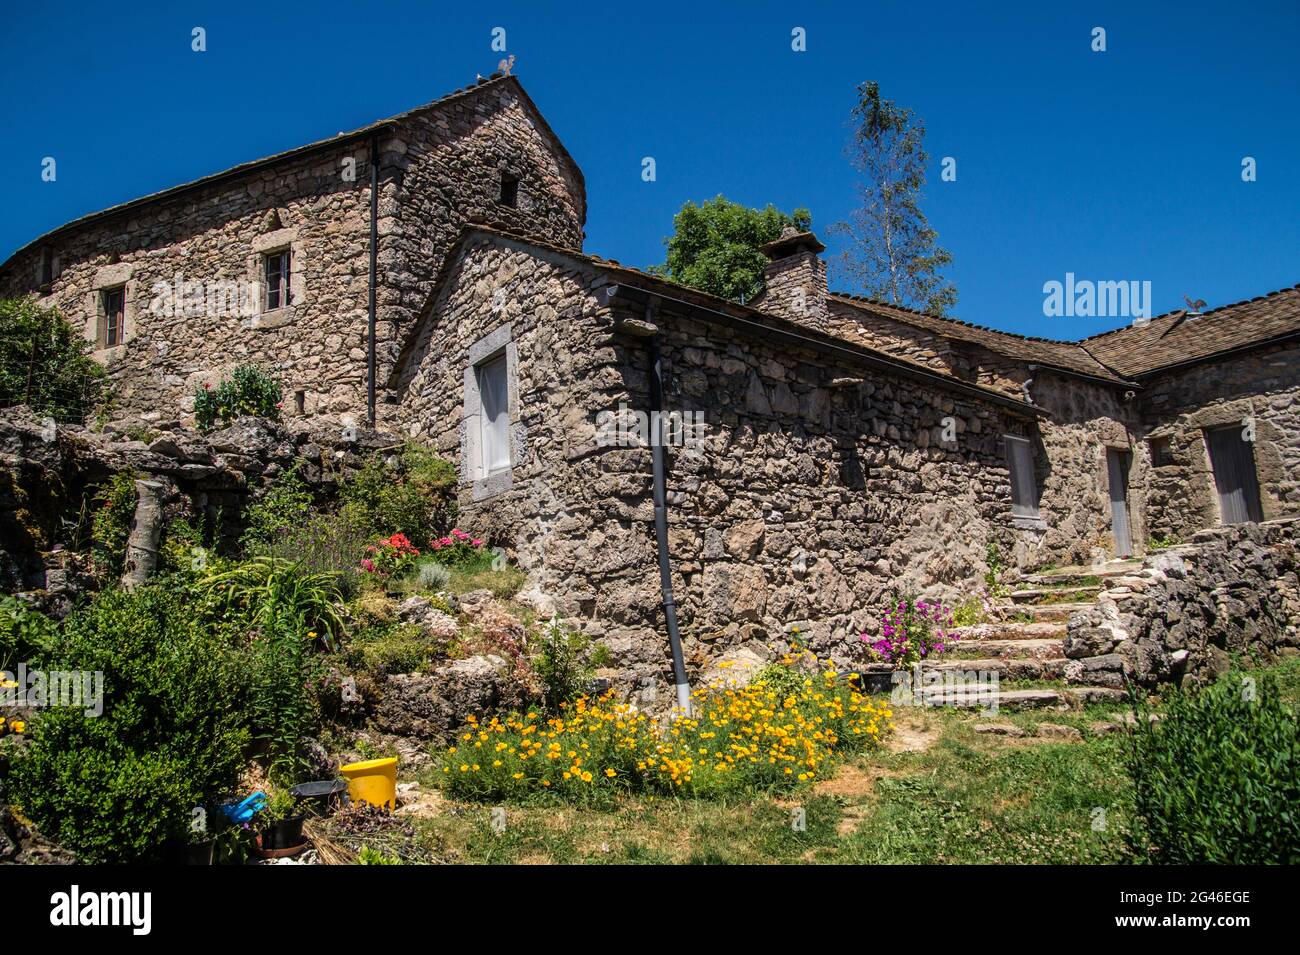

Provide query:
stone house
left=3, top=73, right=1299, bottom=670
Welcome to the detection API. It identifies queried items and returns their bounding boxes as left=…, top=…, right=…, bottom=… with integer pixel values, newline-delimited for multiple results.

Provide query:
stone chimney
left=755, top=228, right=828, bottom=331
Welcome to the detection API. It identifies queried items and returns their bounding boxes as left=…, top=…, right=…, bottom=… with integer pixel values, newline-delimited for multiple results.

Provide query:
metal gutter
left=367, top=134, right=379, bottom=427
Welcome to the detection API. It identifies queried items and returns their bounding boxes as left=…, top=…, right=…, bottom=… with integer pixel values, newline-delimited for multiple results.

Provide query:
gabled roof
left=829, top=293, right=1134, bottom=385
left=392, top=222, right=1049, bottom=418
left=1, top=73, right=585, bottom=273
left=1080, top=284, right=1300, bottom=377
left=830, top=283, right=1300, bottom=384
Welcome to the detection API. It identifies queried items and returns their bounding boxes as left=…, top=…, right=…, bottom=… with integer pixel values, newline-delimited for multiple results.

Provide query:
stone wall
left=395, top=235, right=1045, bottom=691
left=1138, top=340, right=1300, bottom=542
left=825, top=300, right=1142, bottom=568
left=0, top=78, right=584, bottom=429
left=0, top=404, right=401, bottom=602
left=1064, top=517, right=1300, bottom=688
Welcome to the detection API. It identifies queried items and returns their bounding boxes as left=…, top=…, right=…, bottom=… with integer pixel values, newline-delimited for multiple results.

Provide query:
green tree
left=0, top=297, right=108, bottom=422
left=831, top=82, right=957, bottom=317
left=650, top=196, right=811, bottom=303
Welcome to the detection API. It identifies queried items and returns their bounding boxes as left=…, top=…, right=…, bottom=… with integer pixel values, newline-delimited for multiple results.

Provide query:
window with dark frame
left=498, top=172, right=519, bottom=208
left=102, top=286, right=125, bottom=347
left=264, top=250, right=291, bottom=310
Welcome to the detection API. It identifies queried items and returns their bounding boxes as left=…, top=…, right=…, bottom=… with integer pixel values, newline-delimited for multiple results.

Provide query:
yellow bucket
left=339, top=757, right=398, bottom=810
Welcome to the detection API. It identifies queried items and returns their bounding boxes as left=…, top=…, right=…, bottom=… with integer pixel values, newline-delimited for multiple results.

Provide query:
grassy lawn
left=375, top=655, right=1300, bottom=864
left=400, top=701, right=1136, bottom=864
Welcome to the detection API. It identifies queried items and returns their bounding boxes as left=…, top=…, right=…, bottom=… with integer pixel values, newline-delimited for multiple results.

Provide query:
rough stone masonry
left=4, top=73, right=1300, bottom=686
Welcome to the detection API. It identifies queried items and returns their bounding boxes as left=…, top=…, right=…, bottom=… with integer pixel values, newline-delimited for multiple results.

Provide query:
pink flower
left=471, top=538, right=482, bottom=547
left=360, top=558, right=375, bottom=573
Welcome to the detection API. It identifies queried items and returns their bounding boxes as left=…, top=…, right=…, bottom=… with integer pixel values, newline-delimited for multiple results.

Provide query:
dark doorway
left=1106, top=448, right=1133, bottom=557
left=1205, top=425, right=1264, bottom=524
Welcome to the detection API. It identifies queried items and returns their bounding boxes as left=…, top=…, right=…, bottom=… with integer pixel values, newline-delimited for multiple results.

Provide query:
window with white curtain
left=477, top=353, right=510, bottom=474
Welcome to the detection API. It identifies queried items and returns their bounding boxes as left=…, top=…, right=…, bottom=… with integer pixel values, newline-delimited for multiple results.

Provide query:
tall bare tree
left=832, top=82, right=957, bottom=317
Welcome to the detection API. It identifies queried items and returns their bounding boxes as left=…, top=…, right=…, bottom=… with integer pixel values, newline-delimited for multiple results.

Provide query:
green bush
left=244, top=619, right=319, bottom=784
left=1127, top=675, right=1300, bottom=863
left=0, top=596, right=58, bottom=673
left=535, top=617, right=594, bottom=713
left=340, top=443, right=456, bottom=544
left=9, top=587, right=248, bottom=862
left=0, top=297, right=108, bottom=423
left=89, top=471, right=138, bottom=579
left=193, top=364, right=281, bottom=431
left=199, top=556, right=345, bottom=648
left=241, top=464, right=313, bottom=553
left=346, top=622, right=447, bottom=677
left=263, top=509, right=372, bottom=597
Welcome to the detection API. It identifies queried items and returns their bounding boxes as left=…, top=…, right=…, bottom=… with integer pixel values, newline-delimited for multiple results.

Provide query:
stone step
left=926, top=656, right=1071, bottom=681
left=945, top=637, right=1066, bottom=660
left=918, top=683, right=1125, bottom=710
left=1012, top=602, right=1094, bottom=622
left=948, top=621, right=1064, bottom=642
left=1017, top=560, right=1143, bottom=588
left=1009, top=585, right=1102, bottom=605
left=919, top=685, right=1062, bottom=710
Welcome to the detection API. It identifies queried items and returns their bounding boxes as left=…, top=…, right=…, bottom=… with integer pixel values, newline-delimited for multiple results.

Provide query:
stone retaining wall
left=1064, top=517, right=1300, bottom=688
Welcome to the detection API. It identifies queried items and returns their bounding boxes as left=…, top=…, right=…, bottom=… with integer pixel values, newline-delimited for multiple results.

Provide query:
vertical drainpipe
left=645, top=306, right=693, bottom=717
left=367, top=134, right=379, bottom=428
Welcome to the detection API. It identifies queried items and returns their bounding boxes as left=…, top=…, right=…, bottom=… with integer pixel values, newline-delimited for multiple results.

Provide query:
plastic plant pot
left=290, top=779, right=350, bottom=816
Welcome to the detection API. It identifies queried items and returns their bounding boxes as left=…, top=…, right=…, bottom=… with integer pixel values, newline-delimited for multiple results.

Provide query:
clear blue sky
left=2, top=1, right=1296, bottom=338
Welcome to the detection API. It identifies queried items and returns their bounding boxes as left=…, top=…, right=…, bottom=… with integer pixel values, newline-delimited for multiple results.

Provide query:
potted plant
left=257, top=787, right=306, bottom=852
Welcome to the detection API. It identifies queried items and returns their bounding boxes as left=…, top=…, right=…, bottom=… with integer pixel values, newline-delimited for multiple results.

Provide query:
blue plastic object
left=220, top=791, right=267, bottom=825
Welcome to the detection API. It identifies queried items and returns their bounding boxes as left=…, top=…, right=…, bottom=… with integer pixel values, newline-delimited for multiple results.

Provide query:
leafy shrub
left=263, top=509, right=372, bottom=597
left=0, top=297, right=108, bottom=423
left=346, top=623, right=446, bottom=677
left=535, top=617, right=594, bottom=712
left=414, top=560, right=451, bottom=592
left=8, top=587, right=248, bottom=862
left=439, top=660, right=893, bottom=804
left=1127, top=676, right=1300, bottom=863
left=428, top=528, right=491, bottom=569
left=984, top=541, right=1009, bottom=596
left=361, top=532, right=421, bottom=578
left=340, top=443, right=456, bottom=543
left=0, top=596, right=58, bottom=672
left=244, top=619, right=319, bottom=784
left=241, top=464, right=313, bottom=553
left=89, top=471, right=137, bottom=579
left=862, top=598, right=957, bottom=668
left=193, top=364, right=282, bottom=431
left=200, top=556, right=345, bottom=648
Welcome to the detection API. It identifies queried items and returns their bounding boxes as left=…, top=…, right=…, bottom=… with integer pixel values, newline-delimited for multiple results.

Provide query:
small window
left=1148, top=436, right=1173, bottom=467
left=264, top=250, right=291, bottom=310
left=477, top=353, right=510, bottom=474
left=498, top=172, right=519, bottom=208
left=39, top=247, right=54, bottom=291
left=293, top=389, right=306, bottom=415
left=1004, top=435, right=1040, bottom=519
left=101, top=286, right=125, bottom=347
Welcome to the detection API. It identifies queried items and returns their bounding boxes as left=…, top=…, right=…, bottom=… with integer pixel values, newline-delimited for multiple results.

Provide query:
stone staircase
left=924, top=559, right=1144, bottom=710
